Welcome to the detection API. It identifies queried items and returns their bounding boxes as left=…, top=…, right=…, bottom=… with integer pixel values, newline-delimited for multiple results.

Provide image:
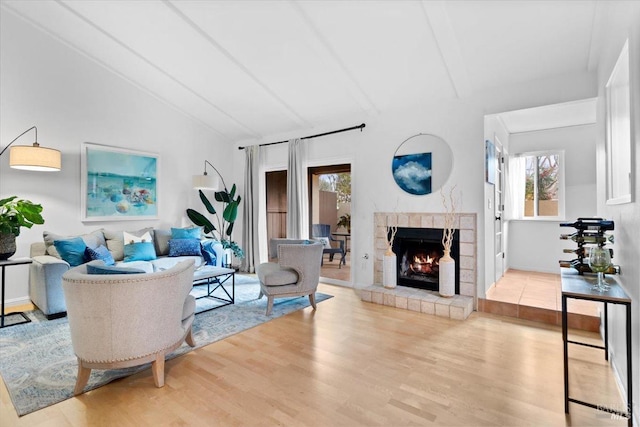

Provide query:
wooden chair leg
left=74, top=360, right=91, bottom=396
left=151, top=353, right=165, bottom=387
left=185, top=326, right=195, bottom=347
left=309, top=293, right=317, bottom=310
left=258, top=289, right=264, bottom=299
left=266, top=296, right=274, bottom=315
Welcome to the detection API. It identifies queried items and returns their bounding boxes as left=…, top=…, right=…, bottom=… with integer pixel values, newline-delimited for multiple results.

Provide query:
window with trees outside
left=523, top=151, right=564, bottom=218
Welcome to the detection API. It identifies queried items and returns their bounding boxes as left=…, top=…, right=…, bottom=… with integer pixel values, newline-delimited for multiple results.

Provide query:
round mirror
left=392, top=133, right=453, bottom=195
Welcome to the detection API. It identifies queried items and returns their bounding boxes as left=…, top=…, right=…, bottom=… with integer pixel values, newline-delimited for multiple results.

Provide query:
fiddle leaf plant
left=186, top=185, right=244, bottom=258
left=0, top=196, right=45, bottom=237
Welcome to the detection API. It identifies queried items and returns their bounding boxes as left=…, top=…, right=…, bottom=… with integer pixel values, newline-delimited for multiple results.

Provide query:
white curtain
left=505, top=155, right=525, bottom=220
left=241, top=145, right=261, bottom=273
left=286, top=138, right=309, bottom=239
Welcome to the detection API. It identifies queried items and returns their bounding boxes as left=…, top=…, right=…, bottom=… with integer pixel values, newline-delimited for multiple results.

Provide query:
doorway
left=308, top=164, right=351, bottom=283
left=265, top=170, right=287, bottom=249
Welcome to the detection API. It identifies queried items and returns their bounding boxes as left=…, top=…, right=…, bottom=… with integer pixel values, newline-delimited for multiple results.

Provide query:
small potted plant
left=0, top=196, right=45, bottom=260
left=337, top=213, right=351, bottom=233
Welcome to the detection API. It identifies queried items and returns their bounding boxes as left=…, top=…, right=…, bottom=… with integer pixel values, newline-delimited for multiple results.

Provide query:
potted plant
left=337, top=213, right=351, bottom=233
left=186, top=186, right=244, bottom=263
left=0, top=196, right=45, bottom=260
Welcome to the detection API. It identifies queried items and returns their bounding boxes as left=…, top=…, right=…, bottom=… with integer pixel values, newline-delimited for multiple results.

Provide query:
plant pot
left=383, top=252, right=397, bottom=289
left=0, top=233, right=17, bottom=260
left=439, top=249, right=455, bottom=297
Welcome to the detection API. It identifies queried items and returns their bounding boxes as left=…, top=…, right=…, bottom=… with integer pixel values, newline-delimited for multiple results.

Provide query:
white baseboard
left=3, top=295, right=31, bottom=308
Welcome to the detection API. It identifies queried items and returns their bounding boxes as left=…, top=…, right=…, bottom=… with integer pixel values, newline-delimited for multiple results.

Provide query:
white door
left=494, top=137, right=505, bottom=283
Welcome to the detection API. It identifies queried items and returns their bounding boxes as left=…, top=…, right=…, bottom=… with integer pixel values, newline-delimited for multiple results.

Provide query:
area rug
left=0, top=275, right=332, bottom=416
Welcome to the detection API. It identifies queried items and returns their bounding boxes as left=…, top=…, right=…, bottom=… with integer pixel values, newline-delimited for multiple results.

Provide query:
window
left=508, top=151, right=564, bottom=220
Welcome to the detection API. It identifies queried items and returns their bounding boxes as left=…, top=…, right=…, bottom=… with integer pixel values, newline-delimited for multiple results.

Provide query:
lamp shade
left=192, top=174, right=219, bottom=190
left=9, top=145, right=61, bottom=171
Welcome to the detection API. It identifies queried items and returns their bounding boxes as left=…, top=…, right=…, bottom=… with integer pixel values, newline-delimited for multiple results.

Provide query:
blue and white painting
left=83, top=144, right=158, bottom=220
left=392, top=152, right=432, bottom=195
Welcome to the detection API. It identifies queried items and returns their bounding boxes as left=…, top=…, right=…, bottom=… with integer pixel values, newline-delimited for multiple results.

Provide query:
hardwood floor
left=1, top=284, right=627, bottom=426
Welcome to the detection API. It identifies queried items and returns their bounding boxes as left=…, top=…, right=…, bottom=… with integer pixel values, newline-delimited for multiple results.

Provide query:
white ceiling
left=2, top=0, right=604, bottom=143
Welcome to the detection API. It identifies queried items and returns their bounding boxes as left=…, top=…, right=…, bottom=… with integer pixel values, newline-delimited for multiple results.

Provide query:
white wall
left=594, top=2, right=640, bottom=422
left=507, top=124, right=597, bottom=273
left=0, top=11, right=228, bottom=304
left=235, top=65, right=598, bottom=298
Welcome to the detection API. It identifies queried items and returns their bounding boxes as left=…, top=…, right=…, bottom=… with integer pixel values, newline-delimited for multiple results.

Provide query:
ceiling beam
left=2, top=1, right=234, bottom=140
left=55, top=0, right=262, bottom=139
left=420, top=1, right=474, bottom=99
left=164, top=0, right=313, bottom=129
left=290, top=1, right=380, bottom=115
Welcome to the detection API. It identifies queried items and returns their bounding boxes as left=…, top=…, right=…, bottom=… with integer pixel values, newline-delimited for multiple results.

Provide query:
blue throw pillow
left=200, top=240, right=218, bottom=265
left=171, top=227, right=201, bottom=240
left=86, top=261, right=145, bottom=275
left=168, top=238, right=202, bottom=257
left=123, top=241, right=156, bottom=262
left=53, top=237, right=87, bottom=266
left=84, top=245, right=115, bottom=266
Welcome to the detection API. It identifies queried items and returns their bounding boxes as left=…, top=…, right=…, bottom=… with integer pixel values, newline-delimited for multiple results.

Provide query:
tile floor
left=481, top=269, right=602, bottom=331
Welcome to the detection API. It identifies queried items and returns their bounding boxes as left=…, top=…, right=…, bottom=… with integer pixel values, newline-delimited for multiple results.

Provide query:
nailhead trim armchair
left=62, top=259, right=196, bottom=395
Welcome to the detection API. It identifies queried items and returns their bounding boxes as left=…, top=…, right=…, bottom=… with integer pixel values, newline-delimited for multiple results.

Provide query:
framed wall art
left=392, top=133, right=452, bottom=196
left=81, top=143, right=159, bottom=221
left=485, top=139, right=496, bottom=185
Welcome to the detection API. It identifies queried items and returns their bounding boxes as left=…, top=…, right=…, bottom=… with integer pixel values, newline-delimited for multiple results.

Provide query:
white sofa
left=29, top=228, right=224, bottom=319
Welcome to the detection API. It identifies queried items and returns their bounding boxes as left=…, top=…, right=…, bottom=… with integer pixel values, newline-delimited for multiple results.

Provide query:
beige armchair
left=62, top=259, right=196, bottom=395
left=256, top=242, right=323, bottom=315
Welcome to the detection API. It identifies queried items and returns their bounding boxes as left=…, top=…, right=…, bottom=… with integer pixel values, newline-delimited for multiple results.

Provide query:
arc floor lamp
left=0, top=126, right=61, bottom=171
left=192, top=160, right=227, bottom=191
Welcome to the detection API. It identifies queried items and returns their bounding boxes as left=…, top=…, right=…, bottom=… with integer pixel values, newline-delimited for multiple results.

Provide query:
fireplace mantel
left=374, top=212, right=477, bottom=300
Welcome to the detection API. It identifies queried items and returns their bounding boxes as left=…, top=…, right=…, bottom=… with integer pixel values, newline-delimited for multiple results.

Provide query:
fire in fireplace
left=391, top=227, right=460, bottom=293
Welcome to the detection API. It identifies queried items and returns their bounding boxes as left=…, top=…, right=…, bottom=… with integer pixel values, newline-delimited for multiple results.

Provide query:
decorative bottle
left=438, top=249, right=455, bottom=297
left=383, top=246, right=397, bottom=289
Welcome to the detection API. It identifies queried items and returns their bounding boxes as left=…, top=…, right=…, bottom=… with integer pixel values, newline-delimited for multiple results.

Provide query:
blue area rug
left=0, top=275, right=332, bottom=416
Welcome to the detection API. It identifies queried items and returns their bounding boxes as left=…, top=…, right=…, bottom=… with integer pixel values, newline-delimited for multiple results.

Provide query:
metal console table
left=1, top=257, right=33, bottom=328
left=561, top=268, right=632, bottom=425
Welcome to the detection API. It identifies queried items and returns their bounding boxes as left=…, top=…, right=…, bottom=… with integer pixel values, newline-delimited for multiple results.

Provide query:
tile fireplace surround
left=363, top=212, right=477, bottom=320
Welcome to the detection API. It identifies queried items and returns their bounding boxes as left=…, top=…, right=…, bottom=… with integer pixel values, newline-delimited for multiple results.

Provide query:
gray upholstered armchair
left=256, top=242, right=323, bottom=315
left=61, top=259, right=196, bottom=395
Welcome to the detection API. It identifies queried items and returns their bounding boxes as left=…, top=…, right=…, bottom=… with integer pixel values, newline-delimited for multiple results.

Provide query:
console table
left=0, top=257, right=32, bottom=328
left=561, top=268, right=632, bottom=425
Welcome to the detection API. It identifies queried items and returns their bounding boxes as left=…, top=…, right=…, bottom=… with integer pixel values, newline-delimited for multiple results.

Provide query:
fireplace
left=391, top=227, right=460, bottom=293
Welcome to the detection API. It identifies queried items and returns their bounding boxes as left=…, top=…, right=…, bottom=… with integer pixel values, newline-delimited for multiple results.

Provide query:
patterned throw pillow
left=53, top=237, right=87, bottom=266
left=317, top=237, right=332, bottom=249
left=168, top=238, right=202, bottom=257
left=200, top=240, right=218, bottom=265
left=123, top=241, right=156, bottom=262
left=123, top=231, right=153, bottom=245
left=171, top=227, right=202, bottom=240
left=84, top=245, right=115, bottom=266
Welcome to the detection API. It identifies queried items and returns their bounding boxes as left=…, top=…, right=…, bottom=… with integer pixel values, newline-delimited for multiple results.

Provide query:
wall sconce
left=192, top=160, right=227, bottom=191
left=0, top=126, right=61, bottom=171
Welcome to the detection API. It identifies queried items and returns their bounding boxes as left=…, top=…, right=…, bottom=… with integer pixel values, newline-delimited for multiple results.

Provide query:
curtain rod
left=238, top=123, right=365, bottom=150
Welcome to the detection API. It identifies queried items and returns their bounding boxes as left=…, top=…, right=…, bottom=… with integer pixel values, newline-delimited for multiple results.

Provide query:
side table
left=1, top=257, right=33, bottom=328
left=561, top=268, right=632, bottom=425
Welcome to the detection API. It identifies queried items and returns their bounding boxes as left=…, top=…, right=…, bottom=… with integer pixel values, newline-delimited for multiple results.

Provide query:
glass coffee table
left=192, top=265, right=235, bottom=313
